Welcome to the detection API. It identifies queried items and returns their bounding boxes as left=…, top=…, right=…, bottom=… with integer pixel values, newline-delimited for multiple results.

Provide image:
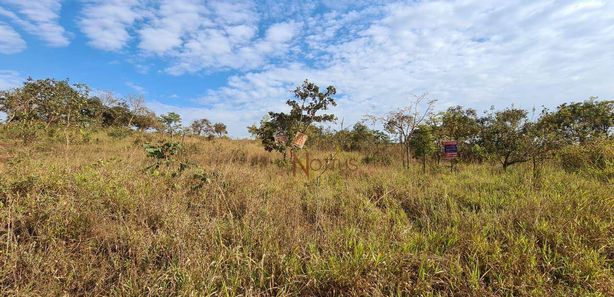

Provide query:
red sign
left=443, top=141, right=458, bottom=159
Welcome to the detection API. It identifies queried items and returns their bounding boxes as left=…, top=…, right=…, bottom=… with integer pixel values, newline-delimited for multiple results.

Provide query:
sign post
left=292, top=132, right=308, bottom=149
left=442, top=141, right=458, bottom=172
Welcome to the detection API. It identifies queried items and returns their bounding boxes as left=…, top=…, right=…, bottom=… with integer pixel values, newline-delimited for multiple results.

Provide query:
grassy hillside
left=0, top=130, right=612, bottom=296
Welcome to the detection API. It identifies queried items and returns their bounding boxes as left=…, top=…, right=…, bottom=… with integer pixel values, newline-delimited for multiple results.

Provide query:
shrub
left=107, top=127, right=132, bottom=139
left=558, top=138, right=614, bottom=181
left=144, top=142, right=181, bottom=160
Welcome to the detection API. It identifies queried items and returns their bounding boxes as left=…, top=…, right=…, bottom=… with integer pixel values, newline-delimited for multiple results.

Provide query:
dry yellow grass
left=0, top=130, right=612, bottom=296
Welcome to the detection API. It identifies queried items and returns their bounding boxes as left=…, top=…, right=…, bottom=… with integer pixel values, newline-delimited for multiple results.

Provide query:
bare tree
left=99, top=91, right=119, bottom=107
left=367, top=93, right=437, bottom=169
left=126, top=94, right=148, bottom=127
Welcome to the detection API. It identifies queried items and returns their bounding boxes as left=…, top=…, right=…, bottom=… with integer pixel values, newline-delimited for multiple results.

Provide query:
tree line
left=0, top=78, right=227, bottom=140
left=248, top=80, right=613, bottom=176
left=1, top=77, right=612, bottom=177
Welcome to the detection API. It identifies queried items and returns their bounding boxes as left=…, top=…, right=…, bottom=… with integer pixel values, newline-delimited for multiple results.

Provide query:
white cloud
left=0, top=70, right=22, bottom=90
left=0, top=0, right=69, bottom=46
left=126, top=81, right=146, bottom=94
left=78, top=0, right=301, bottom=73
left=0, top=22, right=25, bottom=54
left=174, top=0, right=614, bottom=137
left=138, top=0, right=210, bottom=55
left=78, top=0, right=144, bottom=51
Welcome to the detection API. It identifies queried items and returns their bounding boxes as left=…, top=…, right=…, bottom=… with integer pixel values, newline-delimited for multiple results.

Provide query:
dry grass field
left=0, top=129, right=612, bottom=296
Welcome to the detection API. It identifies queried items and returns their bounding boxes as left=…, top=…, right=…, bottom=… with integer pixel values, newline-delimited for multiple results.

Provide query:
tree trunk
left=502, top=153, right=510, bottom=171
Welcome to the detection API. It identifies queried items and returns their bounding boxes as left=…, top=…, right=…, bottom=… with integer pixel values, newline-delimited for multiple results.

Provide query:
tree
left=542, top=98, right=613, bottom=144
left=0, top=84, right=34, bottom=123
left=337, top=122, right=389, bottom=151
left=133, top=111, right=161, bottom=131
left=409, top=124, right=436, bottom=173
left=525, top=108, right=565, bottom=187
left=126, top=95, right=149, bottom=127
left=440, top=106, right=480, bottom=142
left=101, top=101, right=132, bottom=127
left=81, top=96, right=105, bottom=126
left=480, top=107, right=530, bottom=171
left=159, top=112, right=182, bottom=137
left=0, top=78, right=89, bottom=128
left=213, top=123, right=227, bottom=137
left=189, top=119, right=227, bottom=139
left=251, top=79, right=337, bottom=158
left=190, top=118, right=212, bottom=136
left=438, top=106, right=482, bottom=161
left=370, top=94, right=436, bottom=169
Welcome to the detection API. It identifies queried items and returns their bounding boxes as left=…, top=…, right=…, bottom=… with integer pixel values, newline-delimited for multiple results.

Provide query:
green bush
left=107, top=127, right=132, bottom=139
left=559, top=138, right=614, bottom=181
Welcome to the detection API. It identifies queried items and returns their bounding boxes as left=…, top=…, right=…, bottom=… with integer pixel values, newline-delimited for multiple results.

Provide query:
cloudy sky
left=1, top=0, right=613, bottom=137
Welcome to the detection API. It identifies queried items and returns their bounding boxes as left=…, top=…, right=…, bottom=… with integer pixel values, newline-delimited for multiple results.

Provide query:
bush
left=107, top=127, right=132, bottom=139
left=362, top=151, right=392, bottom=165
left=558, top=138, right=614, bottom=181
left=2, top=122, right=41, bottom=143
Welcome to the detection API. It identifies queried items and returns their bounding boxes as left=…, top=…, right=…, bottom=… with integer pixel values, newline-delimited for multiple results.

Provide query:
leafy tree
left=438, top=106, right=481, bottom=161
left=248, top=114, right=287, bottom=154
left=213, top=122, right=227, bottom=137
left=101, top=101, right=132, bottom=127
left=159, top=112, right=182, bottom=137
left=0, top=78, right=89, bottom=128
left=133, top=111, right=161, bottom=131
left=409, top=124, right=436, bottom=173
left=81, top=96, right=106, bottom=126
left=542, top=98, right=613, bottom=144
left=251, top=79, right=337, bottom=158
left=440, top=106, right=480, bottom=142
left=190, top=118, right=212, bottom=136
left=189, top=119, right=227, bottom=139
left=480, top=107, right=530, bottom=171
left=526, top=108, right=565, bottom=187
left=339, top=122, right=389, bottom=151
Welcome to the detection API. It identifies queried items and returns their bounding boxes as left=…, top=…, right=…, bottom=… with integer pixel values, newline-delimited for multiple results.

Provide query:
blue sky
left=1, top=0, right=613, bottom=137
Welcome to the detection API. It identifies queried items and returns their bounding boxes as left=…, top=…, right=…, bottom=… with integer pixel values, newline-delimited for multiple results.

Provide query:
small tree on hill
left=190, top=118, right=212, bottom=136
left=126, top=95, right=149, bottom=128
left=0, top=78, right=89, bottom=128
left=250, top=79, right=337, bottom=159
left=213, top=123, right=227, bottom=137
left=159, top=112, right=182, bottom=137
left=133, top=111, right=161, bottom=131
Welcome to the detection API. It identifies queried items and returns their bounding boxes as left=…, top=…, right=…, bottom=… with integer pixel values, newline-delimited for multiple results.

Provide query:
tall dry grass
left=0, top=130, right=612, bottom=296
